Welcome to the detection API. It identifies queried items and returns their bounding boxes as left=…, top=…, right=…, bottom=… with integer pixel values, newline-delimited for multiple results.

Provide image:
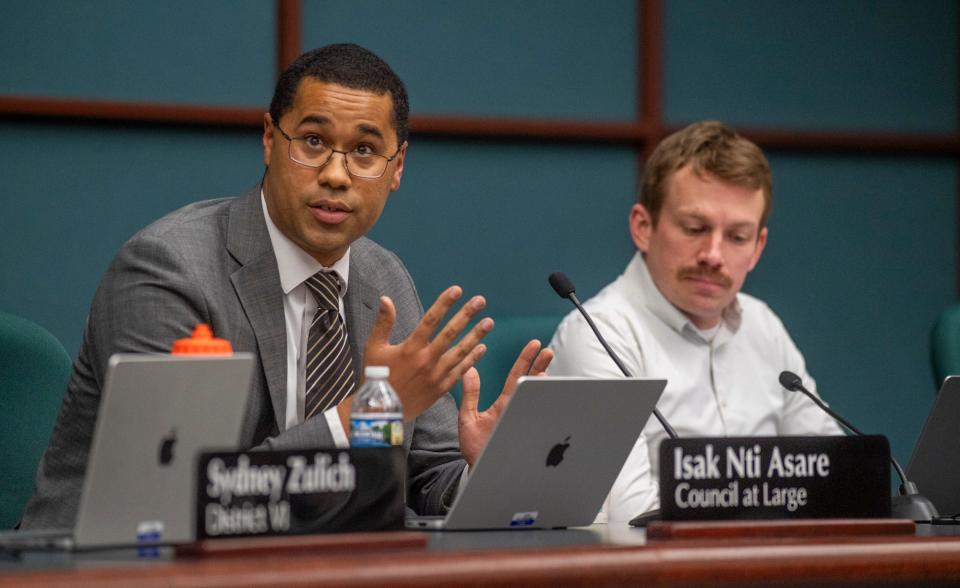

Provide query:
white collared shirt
left=548, top=252, right=842, bottom=522
left=261, top=193, right=351, bottom=447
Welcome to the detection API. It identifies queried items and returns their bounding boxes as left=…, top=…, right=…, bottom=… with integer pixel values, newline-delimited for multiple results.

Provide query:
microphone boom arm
left=779, top=370, right=937, bottom=520
left=568, top=291, right=679, bottom=439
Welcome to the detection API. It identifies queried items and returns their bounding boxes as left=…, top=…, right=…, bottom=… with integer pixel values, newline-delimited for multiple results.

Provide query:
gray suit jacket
left=20, top=185, right=466, bottom=529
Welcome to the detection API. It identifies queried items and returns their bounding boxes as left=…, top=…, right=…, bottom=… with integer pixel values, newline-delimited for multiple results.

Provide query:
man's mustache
left=676, top=267, right=733, bottom=289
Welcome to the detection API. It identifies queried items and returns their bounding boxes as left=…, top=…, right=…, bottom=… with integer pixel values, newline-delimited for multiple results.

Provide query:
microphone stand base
left=891, top=493, right=939, bottom=522
left=628, top=509, right=661, bottom=527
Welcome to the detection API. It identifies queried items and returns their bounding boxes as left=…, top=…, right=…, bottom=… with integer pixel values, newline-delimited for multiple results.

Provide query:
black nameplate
left=659, top=436, right=891, bottom=521
left=195, top=447, right=405, bottom=539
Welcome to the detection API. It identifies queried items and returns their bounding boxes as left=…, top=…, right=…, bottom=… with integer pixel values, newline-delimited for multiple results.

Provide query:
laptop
left=2, top=353, right=254, bottom=550
left=406, top=376, right=666, bottom=530
left=906, top=376, right=960, bottom=517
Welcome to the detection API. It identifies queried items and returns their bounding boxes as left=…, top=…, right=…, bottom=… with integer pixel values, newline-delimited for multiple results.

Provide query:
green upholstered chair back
left=453, top=313, right=564, bottom=411
left=931, top=303, right=960, bottom=390
left=0, top=312, right=72, bottom=529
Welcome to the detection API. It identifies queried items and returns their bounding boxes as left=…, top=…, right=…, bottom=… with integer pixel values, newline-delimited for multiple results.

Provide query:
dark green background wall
left=1, top=1, right=956, bottom=470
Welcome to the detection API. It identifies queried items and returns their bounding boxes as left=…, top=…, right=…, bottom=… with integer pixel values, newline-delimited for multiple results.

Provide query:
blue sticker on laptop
left=136, top=520, right=163, bottom=558
left=510, top=511, right=539, bottom=527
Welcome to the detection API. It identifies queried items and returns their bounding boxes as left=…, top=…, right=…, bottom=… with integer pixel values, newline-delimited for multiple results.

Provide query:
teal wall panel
left=302, top=0, right=637, bottom=121
left=0, top=0, right=274, bottom=106
left=0, top=121, right=264, bottom=355
left=664, top=0, right=958, bottom=132
left=367, top=139, right=638, bottom=317
left=746, top=155, right=957, bottom=464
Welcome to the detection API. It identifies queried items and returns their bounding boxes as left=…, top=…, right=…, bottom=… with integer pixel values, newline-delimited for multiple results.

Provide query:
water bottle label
left=350, top=416, right=403, bottom=447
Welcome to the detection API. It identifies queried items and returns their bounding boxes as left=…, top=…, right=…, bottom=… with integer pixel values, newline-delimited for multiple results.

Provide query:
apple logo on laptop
left=546, top=436, right=571, bottom=467
left=158, top=428, right=177, bottom=466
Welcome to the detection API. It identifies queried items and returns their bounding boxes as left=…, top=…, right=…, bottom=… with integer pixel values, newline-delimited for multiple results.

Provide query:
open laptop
left=906, top=376, right=960, bottom=518
left=406, top=376, right=666, bottom=530
left=1, top=353, right=254, bottom=550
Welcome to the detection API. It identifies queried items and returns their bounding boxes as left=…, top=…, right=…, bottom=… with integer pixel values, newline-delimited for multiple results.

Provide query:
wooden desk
left=3, top=524, right=960, bottom=587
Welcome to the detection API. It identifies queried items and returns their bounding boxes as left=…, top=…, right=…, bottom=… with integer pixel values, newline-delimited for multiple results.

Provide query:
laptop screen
left=906, top=376, right=960, bottom=517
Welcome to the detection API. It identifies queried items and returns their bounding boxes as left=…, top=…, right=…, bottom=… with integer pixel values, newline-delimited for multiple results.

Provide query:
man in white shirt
left=548, top=121, right=842, bottom=522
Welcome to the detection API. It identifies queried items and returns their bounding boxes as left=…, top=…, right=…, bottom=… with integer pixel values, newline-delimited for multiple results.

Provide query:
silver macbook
left=2, top=353, right=254, bottom=550
left=906, top=376, right=960, bottom=517
left=406, top=377, right=666, bottom=530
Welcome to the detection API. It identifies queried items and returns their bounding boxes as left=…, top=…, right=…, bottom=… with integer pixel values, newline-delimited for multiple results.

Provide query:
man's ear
left=262, top=113, right=274, bottom=167
left=747, top=226, right=768, bottom=272
left=629, top=203, right=654, bottom=253
left=389, top=142, right=407, bottom=192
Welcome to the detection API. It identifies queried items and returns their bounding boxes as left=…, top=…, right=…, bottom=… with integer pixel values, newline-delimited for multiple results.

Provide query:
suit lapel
left=345, top=254, right=380, bottom=375
left=227, top=186, right=288, bottom=432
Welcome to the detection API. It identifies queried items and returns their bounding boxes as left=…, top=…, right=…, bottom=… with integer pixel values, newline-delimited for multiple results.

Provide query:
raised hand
left=362, top=286, right=494, bottom=420
left=458, top=340, right=554, bottom=466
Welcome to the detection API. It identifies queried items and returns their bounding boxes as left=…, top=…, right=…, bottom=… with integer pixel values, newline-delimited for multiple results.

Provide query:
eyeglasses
left=272, top=121, right=403, bottom=179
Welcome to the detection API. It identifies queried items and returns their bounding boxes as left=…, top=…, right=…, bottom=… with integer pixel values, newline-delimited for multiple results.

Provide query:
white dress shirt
left=261, top=193, right=351, bottom=447
left=548, top=252, right=842, bottom=522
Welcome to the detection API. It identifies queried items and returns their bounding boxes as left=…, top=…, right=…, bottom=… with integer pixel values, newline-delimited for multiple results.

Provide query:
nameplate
left=659, top=436, right=890, bottom=521
left=195, top=447, right=405, bottom=539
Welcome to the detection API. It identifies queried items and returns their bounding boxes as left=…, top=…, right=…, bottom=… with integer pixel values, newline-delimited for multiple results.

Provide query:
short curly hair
left=269, top=43, right=409, bottom=146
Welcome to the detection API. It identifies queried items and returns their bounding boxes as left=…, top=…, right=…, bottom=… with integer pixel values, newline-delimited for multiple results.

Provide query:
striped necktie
left=304, top=271, right=356, bottom=419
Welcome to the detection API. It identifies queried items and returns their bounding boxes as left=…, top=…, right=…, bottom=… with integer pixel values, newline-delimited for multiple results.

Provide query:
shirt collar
left=624, top=252, right=742, bottom=338
left=260, top=191, right=350, bottom=297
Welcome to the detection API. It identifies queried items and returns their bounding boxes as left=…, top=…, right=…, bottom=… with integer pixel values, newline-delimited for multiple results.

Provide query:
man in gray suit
left=21, top=44, right=551, bottom=528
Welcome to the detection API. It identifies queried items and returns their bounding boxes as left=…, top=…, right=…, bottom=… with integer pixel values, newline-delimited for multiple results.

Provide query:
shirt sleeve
left=324, top=407, right=350, bottom=447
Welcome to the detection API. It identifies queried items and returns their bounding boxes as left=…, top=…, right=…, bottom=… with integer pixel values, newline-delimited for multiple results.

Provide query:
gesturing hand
left=362, top=286, right=493, bottom=421
left=458, top=340, right=554, bottom=466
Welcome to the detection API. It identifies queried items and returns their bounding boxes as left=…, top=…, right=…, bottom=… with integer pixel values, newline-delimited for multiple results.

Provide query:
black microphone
left=778, top=370, right=938, bottom=521
left=549, top=272, right=678, bottom=439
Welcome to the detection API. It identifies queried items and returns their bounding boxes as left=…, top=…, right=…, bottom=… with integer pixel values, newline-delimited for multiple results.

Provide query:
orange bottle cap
left=171, top=324, right=233, bottom=355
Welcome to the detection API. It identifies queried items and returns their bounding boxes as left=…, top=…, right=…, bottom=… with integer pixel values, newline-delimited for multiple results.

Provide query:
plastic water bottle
left=350, top=366, right=403, bottom=447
